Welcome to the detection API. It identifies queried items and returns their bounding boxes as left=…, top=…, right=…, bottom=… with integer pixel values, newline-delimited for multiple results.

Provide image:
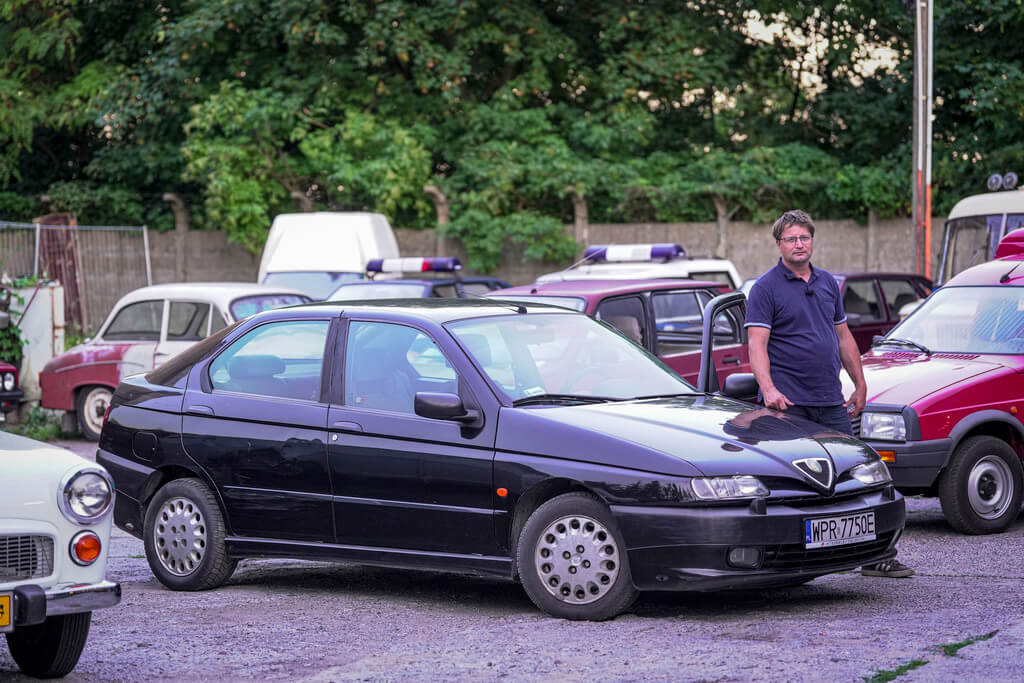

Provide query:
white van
left=937, top=190, right=1024, bottom=283
left=258, top=212, right=400, bottom=299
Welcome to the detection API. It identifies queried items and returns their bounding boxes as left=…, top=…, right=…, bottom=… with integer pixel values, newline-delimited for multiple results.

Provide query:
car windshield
left=262, top=271, right=364, bottom=300
left=883, top=285, right=1024, bottom=354
left=447, top=312, right=693, bottom=403
left=229, top=294, right=309, bottom=320
left=484, top=294, right=587, bottom=312
left=328, top=283, right=428, bottom=301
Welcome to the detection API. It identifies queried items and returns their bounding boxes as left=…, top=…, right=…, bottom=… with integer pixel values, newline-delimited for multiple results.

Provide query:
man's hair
left=772, top=210, right=816, bottom=241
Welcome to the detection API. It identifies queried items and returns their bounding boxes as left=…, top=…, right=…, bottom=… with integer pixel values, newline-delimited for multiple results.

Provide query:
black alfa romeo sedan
left=97, top=295, right=905, bottom=620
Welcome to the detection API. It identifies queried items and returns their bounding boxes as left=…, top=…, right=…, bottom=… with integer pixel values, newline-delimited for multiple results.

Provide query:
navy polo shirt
left=745, top=260, right=846, bottom=406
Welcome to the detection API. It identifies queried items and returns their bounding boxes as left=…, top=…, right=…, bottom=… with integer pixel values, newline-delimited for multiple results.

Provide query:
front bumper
left=612, top=488, right=905, bottom=591
left=0, top=388, right=23, bottom=413
left=862, top=438, right=953, bottom=488
left=2, top=580, right=121, bottom=631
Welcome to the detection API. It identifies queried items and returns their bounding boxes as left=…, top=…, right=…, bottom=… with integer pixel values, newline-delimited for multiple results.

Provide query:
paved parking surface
left=3, top=439, right=1023, bottom=681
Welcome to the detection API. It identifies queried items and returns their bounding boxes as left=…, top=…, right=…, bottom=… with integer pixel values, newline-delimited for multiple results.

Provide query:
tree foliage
left=1, top=0, right=1022, bottom=269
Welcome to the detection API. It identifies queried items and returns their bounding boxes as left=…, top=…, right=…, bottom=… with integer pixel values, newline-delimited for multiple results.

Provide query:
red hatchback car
left=848, top=250, right=1024, bottom=534
left=486, top=279, right=751, bottom=387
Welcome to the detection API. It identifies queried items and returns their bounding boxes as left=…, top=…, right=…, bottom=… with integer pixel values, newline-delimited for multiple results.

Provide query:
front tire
left=75, top=385, right=113, bottom=441
left=516, top=492, right=638, bottom=620
left=6, top=612, right=91, bottom=678
left=143, top=478, right=237, bottom=590
left=939, top=436, right=1023, bottom=534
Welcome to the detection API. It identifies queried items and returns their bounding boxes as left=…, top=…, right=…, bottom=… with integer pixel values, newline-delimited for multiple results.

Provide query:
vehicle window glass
left=168, top=302, right=210, bottom=341
left=843, top=280, right=883, bottom=321
left=209, top=321, right=329, bottom=401
left=595, top=297, right=646, bottom=346
left=879, top=279, right=922, bottom=320
left=146, top=320, right=243, bottom=388
left=262, top=272, right=363, bottom=300
left=229, top=294, right=309, bottom=320
left=432, top=282, right=494, bottom=297
left=652, top=291, right=702, bottom=355
left=448, top=313, right=691, bottom=402
left=944, top=216, right=991, bottom=280
left=344, top=321, right=459, bottom=413
left=209, top=306, right=227, bottom=334
left=1008, top=214, right=1024, bottom=235
left=891, top=286, right=1024, bottom=354
left=688, top=271, right=732, bottom=286
left=103, top=300, right=164, bottom=341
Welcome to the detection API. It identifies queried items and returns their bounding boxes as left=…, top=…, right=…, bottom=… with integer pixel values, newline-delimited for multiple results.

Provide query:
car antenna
left=999, top=262, right=1023, bottom=283
left=564, top=243, right=614, bottom=271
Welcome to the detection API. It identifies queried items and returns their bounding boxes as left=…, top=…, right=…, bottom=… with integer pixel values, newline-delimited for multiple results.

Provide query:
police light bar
left=583, top=243, right=686, bottom=263
left=366, top=257, right=462, bottom=274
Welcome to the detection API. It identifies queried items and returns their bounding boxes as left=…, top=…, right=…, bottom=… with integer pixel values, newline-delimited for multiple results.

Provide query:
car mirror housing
left=414, top=392, right=482, bottom=427
left=722, top=373, right=758, bottom=402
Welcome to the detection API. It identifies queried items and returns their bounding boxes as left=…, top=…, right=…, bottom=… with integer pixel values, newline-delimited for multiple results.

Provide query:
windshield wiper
left=874, top=337, right=931, bottom=355
left=630, top=392, right=698, bottom=400
left=512, top=393, right=617, bottom=407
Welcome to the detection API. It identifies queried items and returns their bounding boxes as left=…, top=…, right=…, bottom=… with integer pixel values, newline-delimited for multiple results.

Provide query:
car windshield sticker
left=523, top=386, right=545, bottom=397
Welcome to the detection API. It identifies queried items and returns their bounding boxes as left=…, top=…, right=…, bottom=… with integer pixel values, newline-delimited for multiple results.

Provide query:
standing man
left=745, top=209, right=914, bottom=578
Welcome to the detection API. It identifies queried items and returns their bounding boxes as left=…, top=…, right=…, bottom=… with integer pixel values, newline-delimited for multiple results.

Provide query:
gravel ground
left=2, top=439, right=1022, bottom=681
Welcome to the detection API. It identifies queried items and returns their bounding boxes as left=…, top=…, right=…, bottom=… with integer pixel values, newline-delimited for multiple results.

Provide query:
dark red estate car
left=486, top=279, right=751, bottom=387
left=846, top=248, right=1024, bottom=534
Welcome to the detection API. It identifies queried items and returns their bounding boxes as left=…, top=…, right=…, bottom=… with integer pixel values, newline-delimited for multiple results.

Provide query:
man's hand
left=763, top=387, right=793, bottom=411
left=844, top=384, right=867, bottom=417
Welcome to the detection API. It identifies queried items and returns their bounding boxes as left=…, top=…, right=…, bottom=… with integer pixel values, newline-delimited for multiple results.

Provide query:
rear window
left=230, top=294, right=309, bottom=320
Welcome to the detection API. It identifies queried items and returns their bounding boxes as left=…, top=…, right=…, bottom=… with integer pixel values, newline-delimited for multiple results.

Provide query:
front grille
left=762, top=530, right=895, bottom=571
left=850, top=414, right=861, bottom=438
left=0, top=534, right=55, bottom=581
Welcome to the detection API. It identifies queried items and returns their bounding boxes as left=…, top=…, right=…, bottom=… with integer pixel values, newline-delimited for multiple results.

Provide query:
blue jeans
left=785, top=404, right=853, bottom=436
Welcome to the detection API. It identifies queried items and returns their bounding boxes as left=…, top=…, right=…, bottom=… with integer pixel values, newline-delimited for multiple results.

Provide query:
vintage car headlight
left=860, top=412, right=907, bottom=441
left=691, top=476, right=769, bottom=500
left=59, top=468, right=114, bottom=524
left=850, top=459, right=892, bottom=485
left=2, top=371, right=14, bottom=391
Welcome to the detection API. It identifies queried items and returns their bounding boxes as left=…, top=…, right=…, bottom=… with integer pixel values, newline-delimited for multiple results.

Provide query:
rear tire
left=939, top=436, right=1023, bottom=534
left=6, top=612, right=91, bottom=678
left=517, top=492, right=638, bottom=620
left=144, top=478, right=237, bottom=590
left=75, top=385, right=112, bottom=441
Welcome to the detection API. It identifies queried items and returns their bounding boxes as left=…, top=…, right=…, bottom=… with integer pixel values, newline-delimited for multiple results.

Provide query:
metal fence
left=0, top=221, right=151, bottom=334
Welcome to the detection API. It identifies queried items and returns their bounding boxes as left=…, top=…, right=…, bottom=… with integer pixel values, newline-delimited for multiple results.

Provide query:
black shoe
left=861, top=559, right=915, bottom=578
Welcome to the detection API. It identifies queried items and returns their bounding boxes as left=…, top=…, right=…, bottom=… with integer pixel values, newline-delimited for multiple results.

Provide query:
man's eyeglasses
left=779, top=235, right=813, bottom=245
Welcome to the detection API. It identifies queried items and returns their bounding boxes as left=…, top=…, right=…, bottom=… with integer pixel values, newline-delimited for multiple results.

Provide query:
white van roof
left=948, top=191, right=1024, bottom=221
left=257, top=212, right=400, bottom=282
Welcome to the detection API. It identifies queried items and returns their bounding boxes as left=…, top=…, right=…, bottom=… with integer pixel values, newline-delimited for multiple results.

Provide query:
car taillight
left=70, top=531, right=102, bottom=565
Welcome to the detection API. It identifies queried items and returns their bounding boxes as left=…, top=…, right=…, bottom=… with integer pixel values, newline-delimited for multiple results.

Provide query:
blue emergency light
left=366, top=257, right=463, bottom=274
left=582, top=243, right=686, bottom=263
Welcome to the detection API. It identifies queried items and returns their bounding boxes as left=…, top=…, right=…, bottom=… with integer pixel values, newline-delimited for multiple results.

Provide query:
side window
left=209, top=306, right=228, bottom=334
left=103, top=300, right=164, bottom=341
left=344, top=321, right=460, bottom=414
left=595, top=296, right=646, bottom=346
left=209, top=320, right=329, bottom=401
left=843, top=280, right=883, bottom=321
left=652, top=290, right=702, bottom=355
left=879, top=279, right=923, bottom=320
left=168, top=302, right=211, bottom=341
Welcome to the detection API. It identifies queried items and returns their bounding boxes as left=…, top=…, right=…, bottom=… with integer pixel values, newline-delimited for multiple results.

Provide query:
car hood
left=0, top=432, right=102, bottom=512
left=42, top=340, right=153, bottom=374
left=497, top=395, right=878, bottom=479
left=848, top=351, right=1007, bottom=405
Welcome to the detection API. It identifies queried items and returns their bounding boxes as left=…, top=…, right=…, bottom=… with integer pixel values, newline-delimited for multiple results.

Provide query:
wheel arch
left=947, top=410, right=1024, bottom=465
left=508, top=478, right=604, bottom=581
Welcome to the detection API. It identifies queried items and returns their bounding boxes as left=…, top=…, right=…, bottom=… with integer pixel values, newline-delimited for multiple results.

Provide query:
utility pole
left=911, top=0, right=934, bottom=278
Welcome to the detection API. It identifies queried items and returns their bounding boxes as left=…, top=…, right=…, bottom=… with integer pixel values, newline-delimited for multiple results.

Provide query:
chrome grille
left=0, top=534, right=55, bottom=581
left=762, top=530, right=896, bottom=570
left=850, top=414, right=861, bottom=439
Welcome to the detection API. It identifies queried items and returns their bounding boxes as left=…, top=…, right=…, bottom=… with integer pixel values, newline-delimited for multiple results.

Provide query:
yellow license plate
left=0, top=592, right=11, bottom=632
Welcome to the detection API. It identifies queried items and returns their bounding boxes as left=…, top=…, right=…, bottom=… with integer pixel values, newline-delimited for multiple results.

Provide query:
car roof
left=831, top=271, right=932, bottom=283
left=948, top=191, right=1024, bottom=221
left=114, top=282, right=307, bottom=310
left=943, top=255, right=1024, bottom=286
left=272, top=298, right=582, bottom=325
left=488, top=278, right=724, bottom=298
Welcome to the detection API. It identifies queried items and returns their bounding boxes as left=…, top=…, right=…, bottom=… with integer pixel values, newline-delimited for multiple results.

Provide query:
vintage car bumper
left=612, top=488, right=905, bottom=591
left=0, top=387, right=24, bottom=413
left=3, top=580, right=121, bottom=630
left=862, top=438, right=953, bottom=488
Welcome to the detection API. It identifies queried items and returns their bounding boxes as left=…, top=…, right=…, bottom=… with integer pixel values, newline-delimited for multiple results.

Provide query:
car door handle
left=187, top=404, right=214, bottom=416
left=331, top=420, right=363, bottom=432
left=721, top=356, right=741, bottom=365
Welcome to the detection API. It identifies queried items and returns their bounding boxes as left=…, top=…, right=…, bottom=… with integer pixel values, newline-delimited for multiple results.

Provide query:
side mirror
left=722, top=373, right=758, bottom=402
left=845, top=312, right=863, bottom=328
left=414, top=392, right=482, bottom=427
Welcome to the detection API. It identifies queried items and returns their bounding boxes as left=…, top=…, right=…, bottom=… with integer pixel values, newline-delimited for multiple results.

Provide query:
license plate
left=0, top=592, right=11, bottom=632
left=804, top=511, right=876, bottom=549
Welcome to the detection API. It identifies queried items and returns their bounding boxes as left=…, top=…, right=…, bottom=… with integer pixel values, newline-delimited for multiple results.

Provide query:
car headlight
left=59, top=467, right=114, bottom=524
left=691, top=476, right=769, bottom=500
left=2, top=372, right=14, bottom=391
left=860, top=412, right=907, bottom=441
left=850, top=459, right=892, bottom=485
